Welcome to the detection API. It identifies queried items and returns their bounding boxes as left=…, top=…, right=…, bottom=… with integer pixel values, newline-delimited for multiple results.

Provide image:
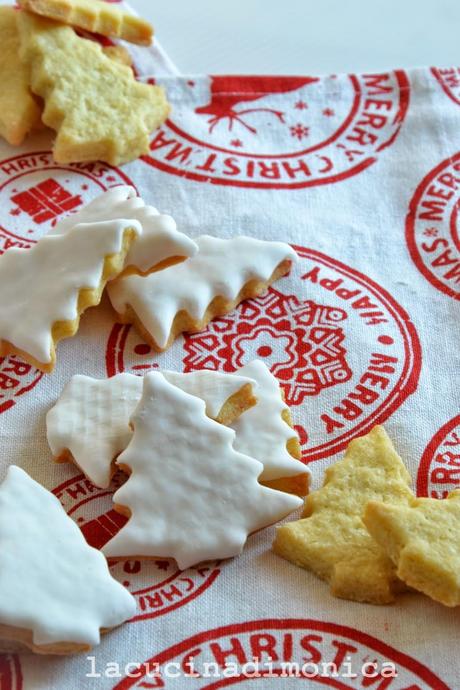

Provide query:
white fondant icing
left=54, top=186, right=198, bottom=273
left=163, top=369, right=254, bottom=420
left=53, top=186, right=146, bottom=234
left=47, top=373, right=142, bottom=489
left=0, top=466, right=136, bottom=647
left=232, top=361, right=308, bottom=481
left=107, top=235, right=297, bottom=349
left=0, top=219, right=141, bottom=364
left=102, top=372, right=302, bottom=568
left=47, top=370, right=256, bottom=488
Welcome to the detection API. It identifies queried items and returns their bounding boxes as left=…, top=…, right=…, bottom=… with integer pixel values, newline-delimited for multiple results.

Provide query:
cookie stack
left=0, top=186, right=310, bottom=655
left=0, top=361, right=308, bottom=654
left=47, top=363, right=310, bottom=496
left=274, top=425, right=460, bottom=609
left=0, top=0, right=169, bottom=164
left=0, top=186, right=298, bottom=373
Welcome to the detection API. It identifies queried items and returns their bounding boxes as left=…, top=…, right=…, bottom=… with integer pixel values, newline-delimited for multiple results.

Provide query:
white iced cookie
left=0, top=219, right=141, bottom=372
left=162, top=370, right=256, bottom=422
left=107, top=235, right=297, bottom=351
left=47, top=370, right=257, bottom=488
left=53, top=186, right=198, bottom=275
left=102, top=372, right=302, bottom=568
left=231, top=361, right=309, bottom=497
left=0, top=466, right=136, bottom=655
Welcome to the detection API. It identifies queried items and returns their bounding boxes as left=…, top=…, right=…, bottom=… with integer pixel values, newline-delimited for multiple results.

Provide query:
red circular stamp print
left=0, top=151, right=135, bottom=252
left=107, top=247, right=421, bottom=463
left=143, top=72, right=410, bottom=189
left=0, top=655, right=22, bottom=690
left=417, top=415, right=460, bottom=499
left=111, top=618, right=448, bottom=689
left=431, top=67, right=460, bottom=106
left=0, top=357, right=43, bottom=415
left=406, top=152, right=460, bottom=300
left=52, top=473, right=220, bottom=622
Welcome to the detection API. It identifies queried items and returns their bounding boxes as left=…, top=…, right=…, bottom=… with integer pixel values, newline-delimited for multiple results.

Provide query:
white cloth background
left=0, top=2, right=458, bottom=689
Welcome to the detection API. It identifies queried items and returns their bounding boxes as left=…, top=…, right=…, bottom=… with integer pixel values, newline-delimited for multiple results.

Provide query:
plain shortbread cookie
left=273, top=426, right=414, bottom=604
left=364, top=490, right=460, bottom=607
left=18, top=11, right=169, bottom=165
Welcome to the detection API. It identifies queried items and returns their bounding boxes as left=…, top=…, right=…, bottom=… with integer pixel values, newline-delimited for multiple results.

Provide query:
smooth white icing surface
left=0, top=466, right=136, bottom=647
left=54, top=186, right=198, bottom=273
left=102, top=373, right=302, bottom=568
left=107, top=234, right=297, bottom=349
left=47, top=370, right=256, bottom=488
left=0, top=219, right=141, bottom=364
left=231, top=361, right=308, bottom=481
left=163, top=369, right=254, bottom=419
left=53, top=186, right=146, bottom=234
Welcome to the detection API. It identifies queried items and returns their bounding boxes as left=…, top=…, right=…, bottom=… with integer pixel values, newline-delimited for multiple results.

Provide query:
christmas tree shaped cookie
left=18, top=12, right=169, bottom=165
left=47, top=370, right=257, bottom=488
left=0, top=218, right=140, bottom=372
left=273, top=426, right=414, bottom=604
left=53, top=186, right=198, bottom=276
left=231, top=360, right=309, bottom=497
left=364, top=491, right=460, bottom=607
left=0, top=7, right=42, bottom=145
left=102, top=372, right=302, bottom=568
left=19, top=0, right=154, bottom=46
left=0, top=466, right=135, bottom=654
left=108, top=235, right=297, bottom=351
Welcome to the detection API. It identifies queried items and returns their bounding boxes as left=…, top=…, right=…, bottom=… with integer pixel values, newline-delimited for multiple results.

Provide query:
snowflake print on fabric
left=290, top=123, right=309, bottom=140
left=183, top=288, right=352, bottom=406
